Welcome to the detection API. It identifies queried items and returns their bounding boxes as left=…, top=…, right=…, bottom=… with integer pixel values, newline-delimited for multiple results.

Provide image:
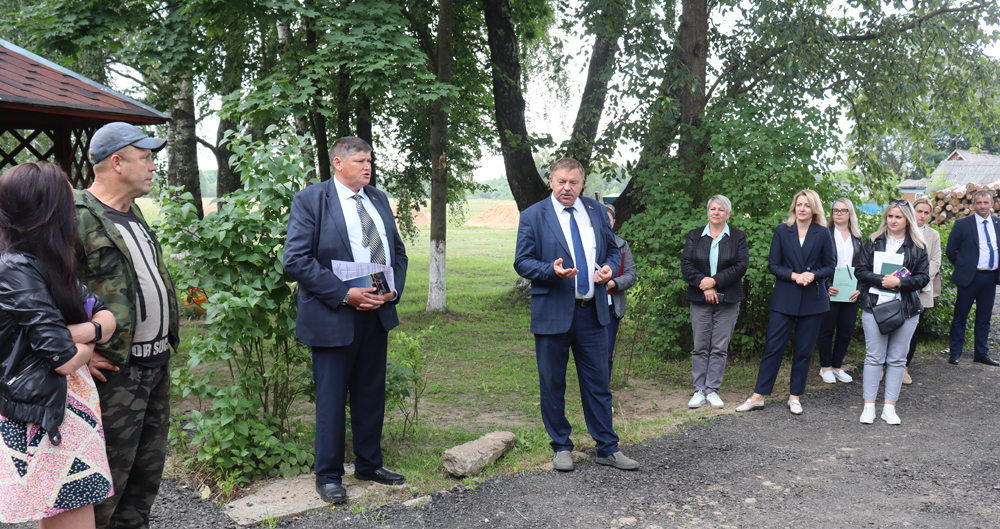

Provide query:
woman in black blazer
left=681, top=195, right=749, bottom=409
left=736, top=189, right=835, bottom=415
left=817, top=198, right=863, bottom=384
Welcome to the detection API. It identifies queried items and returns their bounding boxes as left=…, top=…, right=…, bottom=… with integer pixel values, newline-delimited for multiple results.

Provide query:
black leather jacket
left=856, top=233, right=930, bottom=318
left=0, top=253, right=108, bottom=442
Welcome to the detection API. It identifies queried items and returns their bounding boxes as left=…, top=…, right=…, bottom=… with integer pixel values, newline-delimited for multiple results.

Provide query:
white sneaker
left=819, top=368, right=836, bottom=383
left=706, top=392, right=724, bottom=409
left=833, top=369, right=853, bottom=383
left=688, top=391, right=707, bottom=408
left=859, top=403, right=876, bottom=424
left=881, top=404, right=901, bottom=425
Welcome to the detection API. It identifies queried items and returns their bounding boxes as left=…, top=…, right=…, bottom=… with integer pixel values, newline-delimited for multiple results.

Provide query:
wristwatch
left=89, top=321, right=102, bottom=344
left=341, top=292, right=350, bottom=306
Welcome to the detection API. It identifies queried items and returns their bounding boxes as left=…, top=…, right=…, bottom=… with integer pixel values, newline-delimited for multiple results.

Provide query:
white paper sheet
left=331, top=260, right=396, bottom=295
left=870, top=251, right=904, bottom=304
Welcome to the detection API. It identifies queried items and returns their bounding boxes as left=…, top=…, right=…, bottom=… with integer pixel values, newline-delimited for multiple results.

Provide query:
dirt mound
left=465, top=204, right=520, bottom=229
left=392, top=207, right=430, bottom=227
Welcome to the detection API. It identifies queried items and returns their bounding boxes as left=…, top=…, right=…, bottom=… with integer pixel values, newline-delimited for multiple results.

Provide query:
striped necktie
left=353, top=194, right=385, bottom=265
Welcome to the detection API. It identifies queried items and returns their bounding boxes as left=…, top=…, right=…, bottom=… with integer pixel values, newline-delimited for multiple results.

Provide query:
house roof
left=0, top=38, right=168, bottom=128
left=947, top=149, right=1000, bottom=162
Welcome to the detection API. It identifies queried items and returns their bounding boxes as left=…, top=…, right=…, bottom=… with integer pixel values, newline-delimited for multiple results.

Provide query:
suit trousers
left=690, top=301, right=740, bottom=395
left=754, top=311, right=823, bottom=397
left=312, top=310, right=387, bottom=485
left=535, top=303, right=619, bottom=457
left=949, top=269, right=998, bottom=358
left=906, top=310, right=927, bottom=367
left=606, top=315, right=620, bottom=375
left=817, top=300, right=858, bottom=369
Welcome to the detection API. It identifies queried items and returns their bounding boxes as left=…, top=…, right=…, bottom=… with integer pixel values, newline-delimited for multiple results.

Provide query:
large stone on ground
left=443, top=431, right=517, bottom=477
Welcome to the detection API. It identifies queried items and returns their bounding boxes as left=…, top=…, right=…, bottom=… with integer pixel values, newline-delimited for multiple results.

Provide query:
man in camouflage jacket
left=75, top=122, right=179, bottom=529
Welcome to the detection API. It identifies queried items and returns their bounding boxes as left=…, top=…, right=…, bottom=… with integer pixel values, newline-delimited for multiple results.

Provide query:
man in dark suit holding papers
left=283, top=137, right=408, bottom=504
left=514, top=157, right=637, bottom=472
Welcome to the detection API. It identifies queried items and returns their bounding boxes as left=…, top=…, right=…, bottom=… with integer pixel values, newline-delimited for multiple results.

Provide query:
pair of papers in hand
left=332, top=260, right=395, bottom=296
left=831, top=251, right=908, bottom=304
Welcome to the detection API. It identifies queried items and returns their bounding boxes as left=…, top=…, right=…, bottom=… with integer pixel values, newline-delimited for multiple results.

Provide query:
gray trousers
left=690, top=301, right=740, bottom=394
left=861, top=310, right=918, bottom=402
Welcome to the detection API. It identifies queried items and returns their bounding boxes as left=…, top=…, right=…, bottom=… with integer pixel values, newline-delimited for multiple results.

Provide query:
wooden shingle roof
left=0, top=38, right=168, bottom=127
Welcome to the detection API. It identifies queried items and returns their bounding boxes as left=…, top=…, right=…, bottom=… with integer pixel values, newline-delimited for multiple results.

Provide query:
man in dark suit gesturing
left=945, top=189, right=1000, bottom=366
left=514, top=158, right=637, bottom=472
left=284, top=137, right=408, bottom=504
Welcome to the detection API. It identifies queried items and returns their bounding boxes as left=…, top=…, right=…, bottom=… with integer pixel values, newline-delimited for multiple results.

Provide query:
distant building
left=899, top=149, right=1000, bottom=200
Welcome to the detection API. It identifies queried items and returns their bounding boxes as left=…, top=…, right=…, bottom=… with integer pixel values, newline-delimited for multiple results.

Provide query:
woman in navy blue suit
left=736, top=189, right=835, bottom=415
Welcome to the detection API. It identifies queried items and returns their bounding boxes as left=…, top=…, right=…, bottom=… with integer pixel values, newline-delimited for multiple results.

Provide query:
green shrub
left=158, top=127, right=316, bottom=484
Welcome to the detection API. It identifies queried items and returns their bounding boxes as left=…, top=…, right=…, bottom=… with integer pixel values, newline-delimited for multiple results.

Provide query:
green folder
left=830, top=267, right=857, bottom=302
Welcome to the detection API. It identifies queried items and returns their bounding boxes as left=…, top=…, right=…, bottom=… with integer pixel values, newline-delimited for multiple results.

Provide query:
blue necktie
left=565, top=207, right=588, bottom=295
left=985, top=219, right=995, bottom=270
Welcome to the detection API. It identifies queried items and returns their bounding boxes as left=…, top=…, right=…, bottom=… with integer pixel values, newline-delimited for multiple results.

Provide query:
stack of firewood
left=929, top=182, right=1000, bottom=224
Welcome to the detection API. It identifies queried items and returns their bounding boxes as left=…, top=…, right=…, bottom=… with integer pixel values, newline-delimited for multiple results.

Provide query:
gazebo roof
left=0, top=38, right=169, bottom=128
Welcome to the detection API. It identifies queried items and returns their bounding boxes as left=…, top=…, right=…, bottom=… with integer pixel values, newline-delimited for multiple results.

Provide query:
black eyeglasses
left=832, top=208, right=849, bottom=214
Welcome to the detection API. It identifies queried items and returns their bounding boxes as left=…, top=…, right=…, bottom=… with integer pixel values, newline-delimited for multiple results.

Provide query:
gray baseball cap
left=89, top=122, right=166, bottom=164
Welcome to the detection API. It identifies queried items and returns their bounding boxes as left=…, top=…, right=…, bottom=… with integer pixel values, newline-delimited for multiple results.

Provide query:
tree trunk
left=427, top=0, right=454, bottom=313
left=313, top=94, right=331, bottom=182
left=482, top=0, right=548, bottom=212
left=215, top=114, right=241, bottom=195
left=166, top=74, right=203, bottom=219
left=357, top=95, right=376, bottom=187
left=562, top=3, right=624, bottom=171
left=608, top=0, right=708, bottom=229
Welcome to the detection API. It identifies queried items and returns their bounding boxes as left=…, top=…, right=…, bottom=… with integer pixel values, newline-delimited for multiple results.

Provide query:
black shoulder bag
left=872, top=299, right=904, bottom=335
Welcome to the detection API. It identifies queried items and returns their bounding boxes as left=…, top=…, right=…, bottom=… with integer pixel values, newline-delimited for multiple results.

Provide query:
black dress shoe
left=974, top=355, right=1000, bottom=366
left=316, top=481, right=348, bottom=503
left=948, top=354, right=960, bottom=365
left=354, top=467, right=406, bottom=485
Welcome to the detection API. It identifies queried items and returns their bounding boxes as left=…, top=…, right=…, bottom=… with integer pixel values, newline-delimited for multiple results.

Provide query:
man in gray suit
left=283, top=137, right=408, bottom=504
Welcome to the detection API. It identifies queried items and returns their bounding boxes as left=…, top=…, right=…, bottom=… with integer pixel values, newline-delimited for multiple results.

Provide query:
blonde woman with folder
left=817, top=198, right=864, bottom=384
left=855, top=200, right=928, bottom=424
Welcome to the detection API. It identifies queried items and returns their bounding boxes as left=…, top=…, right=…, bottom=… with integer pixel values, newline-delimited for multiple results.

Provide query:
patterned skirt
left=0, top=365, right=114, bottom=522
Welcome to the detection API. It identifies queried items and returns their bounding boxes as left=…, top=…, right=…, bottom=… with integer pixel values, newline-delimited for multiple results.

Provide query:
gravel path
left=131, top=352, right=999, bottom=529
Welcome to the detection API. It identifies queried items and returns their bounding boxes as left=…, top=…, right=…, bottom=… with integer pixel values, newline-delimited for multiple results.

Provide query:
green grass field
left=169, top=198, right=948, bottom=501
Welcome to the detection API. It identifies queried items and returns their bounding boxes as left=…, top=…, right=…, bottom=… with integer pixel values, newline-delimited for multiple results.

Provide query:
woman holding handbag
left=0, top=162, right=117, bottom=528
left=855, top=200, right=928, bottom=425
left=681, top=195, right=749, bottom=409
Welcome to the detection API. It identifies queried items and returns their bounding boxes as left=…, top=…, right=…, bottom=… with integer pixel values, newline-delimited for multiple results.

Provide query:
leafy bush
left=622, top=96, right=842, bottom=359
left=384, top=327, right=434, bottom=439
left=158, top=127, right=316, bottom=485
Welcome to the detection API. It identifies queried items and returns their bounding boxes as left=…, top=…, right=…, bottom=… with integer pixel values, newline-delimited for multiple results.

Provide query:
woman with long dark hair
left=0, top=162, right=117, bottom=528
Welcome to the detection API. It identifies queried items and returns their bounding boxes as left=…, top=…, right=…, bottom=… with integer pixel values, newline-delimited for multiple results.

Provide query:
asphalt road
left=136, top=351, right=1000, bottom=529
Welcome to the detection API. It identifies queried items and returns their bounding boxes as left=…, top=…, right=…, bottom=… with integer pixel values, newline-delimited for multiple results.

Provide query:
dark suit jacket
left=767, top=222, right=836, bottom=316
left=514, top=196, right=621, bottom=334
left=680, top=225, right=749, bottom=303
left=283, top=179, right=407, bottom=347
left=946, top=213, right=1000, bottom=288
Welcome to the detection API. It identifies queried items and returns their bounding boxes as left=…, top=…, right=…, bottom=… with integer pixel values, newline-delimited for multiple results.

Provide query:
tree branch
left=706, top=1, right=990, bottom=101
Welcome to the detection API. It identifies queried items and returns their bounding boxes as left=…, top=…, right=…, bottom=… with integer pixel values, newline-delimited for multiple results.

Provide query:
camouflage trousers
left=93, top=363, right=170, bottom=529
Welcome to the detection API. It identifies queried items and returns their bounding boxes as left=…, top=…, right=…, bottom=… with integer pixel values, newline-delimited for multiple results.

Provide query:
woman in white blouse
left=817, top=198, right=863, bottom=384
left=904, top=197, right=942, bottom=384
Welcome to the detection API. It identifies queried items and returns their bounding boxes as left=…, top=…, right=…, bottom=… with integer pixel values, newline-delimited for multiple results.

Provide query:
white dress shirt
left=334, top=178, right=391, bottom=268
left=550, top=194, right=597, bottom=299
left=976, top=213, right=998, bottom=271
left=833, top=229, right=854, bottom=268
